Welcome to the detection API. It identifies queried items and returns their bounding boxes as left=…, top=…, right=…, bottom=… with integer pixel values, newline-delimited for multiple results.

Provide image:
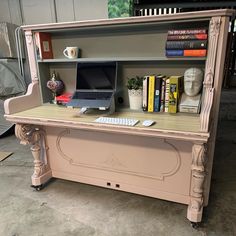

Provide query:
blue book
left=166, top=50, right=184, bottom=56
left=154, top=75, right=165, bottom=112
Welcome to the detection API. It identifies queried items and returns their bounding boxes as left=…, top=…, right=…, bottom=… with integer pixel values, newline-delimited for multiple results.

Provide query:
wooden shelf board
left=38, top=57, right=206, bottom=63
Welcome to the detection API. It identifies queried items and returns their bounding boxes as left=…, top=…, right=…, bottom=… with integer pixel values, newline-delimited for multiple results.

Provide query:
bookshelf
left=4, top=9, right=235, bottom=226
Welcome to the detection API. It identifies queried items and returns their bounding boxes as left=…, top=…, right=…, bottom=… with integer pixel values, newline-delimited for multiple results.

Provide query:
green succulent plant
left=127, top=76, right=143, bottom=90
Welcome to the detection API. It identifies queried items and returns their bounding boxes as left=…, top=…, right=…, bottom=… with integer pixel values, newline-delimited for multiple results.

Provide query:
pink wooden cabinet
left=4, top=9, right=235, bottom=226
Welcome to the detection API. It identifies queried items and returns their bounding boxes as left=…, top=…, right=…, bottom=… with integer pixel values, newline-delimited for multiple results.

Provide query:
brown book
left=35, top=32, right=53, bottom=59
left=168, top=29, right=207, bottom=35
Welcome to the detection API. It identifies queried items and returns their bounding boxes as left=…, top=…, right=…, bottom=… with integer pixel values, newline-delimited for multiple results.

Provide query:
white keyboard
left=94, top=117, right=139, bottom=126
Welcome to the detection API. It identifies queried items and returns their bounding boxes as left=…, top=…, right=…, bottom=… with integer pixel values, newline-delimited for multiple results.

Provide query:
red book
left=56, top=92, right=73, bottom=105
left=35, top=32, right=53, bottom=59
left=184, top=49, right=207, bottom=57
left=167, top=34, right=208, bottom=41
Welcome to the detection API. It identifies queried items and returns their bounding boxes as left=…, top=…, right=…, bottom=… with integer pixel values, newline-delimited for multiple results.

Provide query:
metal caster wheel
left=31, top=184, right=43, bottom=191
left=191, top=222, right=200, bottom=229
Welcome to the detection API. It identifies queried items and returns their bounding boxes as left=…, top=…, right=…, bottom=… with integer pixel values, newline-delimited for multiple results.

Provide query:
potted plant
left=127, top=76, right=143, bottom=110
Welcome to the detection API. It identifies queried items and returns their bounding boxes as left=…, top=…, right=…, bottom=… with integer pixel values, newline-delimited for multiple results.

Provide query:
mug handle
left=63, top=49, right=69, bottom=58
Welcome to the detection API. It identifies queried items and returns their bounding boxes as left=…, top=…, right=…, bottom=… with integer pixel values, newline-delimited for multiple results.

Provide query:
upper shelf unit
left=21, top=10, right=234, bottom=63
left=33, top=21, right=210, bottom=61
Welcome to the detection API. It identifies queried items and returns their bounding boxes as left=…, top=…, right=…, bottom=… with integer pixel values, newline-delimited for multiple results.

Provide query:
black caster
left=190, top=222, right=200, bottom=229
left=31, top=184, right=43, bottom=191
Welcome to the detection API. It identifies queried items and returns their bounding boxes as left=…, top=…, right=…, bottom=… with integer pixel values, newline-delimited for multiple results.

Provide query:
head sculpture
left=184, top=68, right=204, bottom=97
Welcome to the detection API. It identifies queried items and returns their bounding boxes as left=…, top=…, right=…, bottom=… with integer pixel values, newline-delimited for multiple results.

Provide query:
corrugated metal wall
left=0, top=0, right=108, bottom=25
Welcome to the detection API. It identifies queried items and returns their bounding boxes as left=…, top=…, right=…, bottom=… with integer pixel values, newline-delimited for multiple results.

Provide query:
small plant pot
left=128, top=89, right=143, bottom=110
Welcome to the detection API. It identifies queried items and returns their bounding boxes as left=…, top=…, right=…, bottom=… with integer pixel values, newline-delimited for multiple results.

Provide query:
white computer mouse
left=142, top=120, right=155, bottom=127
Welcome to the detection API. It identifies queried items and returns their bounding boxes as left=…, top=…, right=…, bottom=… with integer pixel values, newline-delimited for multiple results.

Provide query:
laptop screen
left=76, top=61, right=117, bottom=90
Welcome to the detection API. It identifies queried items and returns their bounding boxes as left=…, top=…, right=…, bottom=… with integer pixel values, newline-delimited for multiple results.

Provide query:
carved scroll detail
left=200, top=17, right=221, bottom=132
left=187, top=143, right=206, bottom=222
left=15, top=124, right=50, bottom=179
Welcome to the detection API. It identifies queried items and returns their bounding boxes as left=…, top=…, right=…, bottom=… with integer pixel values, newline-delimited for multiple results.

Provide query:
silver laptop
left=67, top=61, right=117, bottom=109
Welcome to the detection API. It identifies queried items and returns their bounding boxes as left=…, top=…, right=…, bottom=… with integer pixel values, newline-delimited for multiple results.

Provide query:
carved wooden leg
left=187, top=143, right=206, bottom=223
left=15, top=124, right=52, bottom=188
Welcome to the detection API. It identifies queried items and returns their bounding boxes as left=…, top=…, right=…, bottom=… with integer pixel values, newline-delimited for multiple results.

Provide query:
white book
left=160, top=79, right=166, bottom=112
left=142, top=76, right=149, bottom=111
left=164, top=78, right=170, bottom=112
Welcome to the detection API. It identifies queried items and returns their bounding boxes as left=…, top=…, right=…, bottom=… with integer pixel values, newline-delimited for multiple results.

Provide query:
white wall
left=0, top=0, right=108, bottom=25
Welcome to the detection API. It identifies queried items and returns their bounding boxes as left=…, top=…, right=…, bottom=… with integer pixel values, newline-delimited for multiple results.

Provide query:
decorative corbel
left=15, top=124, right=52, bottom=189
left=187, top=143, right=206, bottom=223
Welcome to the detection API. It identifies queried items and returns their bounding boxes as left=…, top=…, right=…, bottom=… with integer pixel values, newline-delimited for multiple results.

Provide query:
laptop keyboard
left=73, top=92, right=112, bottom=99
left=94, top=117, right=139, bottom=126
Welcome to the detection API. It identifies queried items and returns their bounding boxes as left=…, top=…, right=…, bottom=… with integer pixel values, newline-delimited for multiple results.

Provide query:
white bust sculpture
left=179, top=68, right=204, bottom=113
left=184, top=68, right=204, bottom=96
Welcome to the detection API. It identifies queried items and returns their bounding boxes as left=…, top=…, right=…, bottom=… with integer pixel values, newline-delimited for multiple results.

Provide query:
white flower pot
left=128, top=89, right=143, bottom=110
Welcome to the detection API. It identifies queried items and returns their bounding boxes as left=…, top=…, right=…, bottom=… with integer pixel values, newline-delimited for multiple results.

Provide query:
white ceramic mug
left=63, top=47, right=79, bottom=59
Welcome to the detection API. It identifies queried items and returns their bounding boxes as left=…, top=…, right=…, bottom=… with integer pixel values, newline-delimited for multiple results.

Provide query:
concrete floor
left=0, top=120, right=236, bottom=236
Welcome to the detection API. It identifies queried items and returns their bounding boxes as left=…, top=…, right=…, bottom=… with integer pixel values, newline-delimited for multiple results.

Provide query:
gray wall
left=0, top=0, right=108, bottom=25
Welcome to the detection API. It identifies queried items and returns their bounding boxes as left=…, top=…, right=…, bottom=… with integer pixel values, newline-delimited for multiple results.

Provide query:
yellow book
left=168, top=76, right=183, bottom=113
left=148, top=75, right=155, bottom=112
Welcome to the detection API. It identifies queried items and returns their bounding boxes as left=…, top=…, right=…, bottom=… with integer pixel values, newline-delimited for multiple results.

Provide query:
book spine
left=142, top=76, right=149, bottom=111
left=160, top=79, right=166, bottom=112
left=166, top=40, right=207, bottom=49
left=167, top=34, right=208, bottom=41
left=37, top=32, right=53, bottom=59
left=148, top=75, right=155, bottom=112
left=166, top=50, right=183, bottom=56
left=168, top=76, right=179, bottom=113
left=184, top=49, right=207, bottom=57
left=168, top=29, right=207, bottom=35
left=169, top=76, right=183, bottom=113
left=164, top=78, right=170, bottom=112
left=166, top=49, right=206, bottom=57
left=154, top=77, right=162, bottom=112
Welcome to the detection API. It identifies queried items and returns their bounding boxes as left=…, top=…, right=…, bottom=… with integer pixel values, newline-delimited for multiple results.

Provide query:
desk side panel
left=4, top=82, right=41, bottom=115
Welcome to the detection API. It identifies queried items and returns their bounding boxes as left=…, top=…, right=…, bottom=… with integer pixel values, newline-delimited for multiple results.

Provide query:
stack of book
left=165, top=29, right=208, bottom=57
left=142, top=75, right=183, bottom=113
left=143, top=75, right=164, bottom=112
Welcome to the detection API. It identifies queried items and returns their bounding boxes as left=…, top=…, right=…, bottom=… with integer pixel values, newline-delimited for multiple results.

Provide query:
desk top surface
left=5, top=104, right=209, bottom=142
